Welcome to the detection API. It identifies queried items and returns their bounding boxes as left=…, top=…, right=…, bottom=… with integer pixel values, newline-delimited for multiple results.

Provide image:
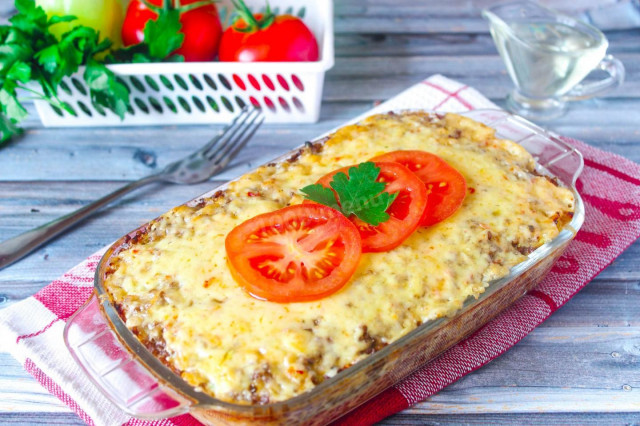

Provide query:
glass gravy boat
left=483, top=1, right=625, bottom=121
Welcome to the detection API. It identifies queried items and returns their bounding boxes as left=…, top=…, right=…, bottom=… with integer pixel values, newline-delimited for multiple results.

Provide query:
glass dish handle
left=461, top=109, right=584, bottom=187
left=561, top=54, right=625, bottom=102
left=64, top=294, right=192, bottom=419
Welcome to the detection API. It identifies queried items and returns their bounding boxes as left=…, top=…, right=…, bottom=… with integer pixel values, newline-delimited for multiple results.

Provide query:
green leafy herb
left=0, top=0, right=131, bottom=144
left=301, top=184, right=341, bottom=211
left=0, top=0, right=189, bottom=145
left=107, top=1, right=186, bottom=63
left=301, top=162, right=399, bottom=226
left=145, top=9, right=184, bottom=59
left=84, top=59, right=129, bottom=118
left=10, top=0, right=47, bottom=34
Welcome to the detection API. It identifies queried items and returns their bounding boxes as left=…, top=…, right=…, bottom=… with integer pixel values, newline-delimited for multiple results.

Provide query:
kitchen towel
left=1, top=74, right=639, bottom=426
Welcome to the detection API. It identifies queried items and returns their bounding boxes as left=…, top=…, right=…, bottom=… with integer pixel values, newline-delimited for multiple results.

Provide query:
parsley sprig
left=106, top=0, right=188, bottom=63
left=301, top=162, right=399, bottom=226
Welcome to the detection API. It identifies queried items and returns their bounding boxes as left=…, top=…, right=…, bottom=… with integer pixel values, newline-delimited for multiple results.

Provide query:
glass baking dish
left=64, top=109, right=585, bottom=425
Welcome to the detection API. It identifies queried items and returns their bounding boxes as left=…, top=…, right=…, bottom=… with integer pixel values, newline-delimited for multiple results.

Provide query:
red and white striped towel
left=2, top=75, right=640, bottom=426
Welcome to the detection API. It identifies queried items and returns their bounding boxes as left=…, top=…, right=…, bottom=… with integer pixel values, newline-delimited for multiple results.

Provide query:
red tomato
left=371, top=151, right=467, bottom=226
left=122, top=0, right=222, bottom=62
left=219, top=14, right=319, bottom=62
left=225, top=204, right=362, bottom=303
left=312, top=162, right=427, bottom=253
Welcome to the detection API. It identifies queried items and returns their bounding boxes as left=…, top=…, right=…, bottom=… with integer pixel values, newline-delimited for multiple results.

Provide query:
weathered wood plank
left=380, top=412, right=640, bottom=425
left=539, top=277, right=640, bottom=328
left=0, top=0, right=621, bottom=34
left=0, top=281, right=50, bottom=307
left=0, top=356, right=70, bottom=414
left=333, top=0, right=624, bottom=34
left=327, top=54, right=564, bottom=79
left=1, top=326, right=638, bottom=417
left=0, top=413, right=84, bottom=425
left=1, top=97, right=640, bottom=183
left=325, top=54, right=640, bottom=99
left=0, top=180, right=638, bottom=290
left=1, top=243, right=638, bottom=310
left=382, top=325, right=640, bottom=420
left=0, top=180, right=223, bottom=287
left=4, top=411, right=639, bottom=426
left=3, top=263, right=638, bottom=318
left=410, top=387, right=640, bottom=414
left=335, top=31, right=640, bottom=57
left=334, top=0, right=618, bottom=14
left=18, top=171, right=640, bottom=234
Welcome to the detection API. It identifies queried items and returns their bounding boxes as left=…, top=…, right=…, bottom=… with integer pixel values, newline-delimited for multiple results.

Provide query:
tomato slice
left=371, top=151, right=467, bottom=226
left=225, top=204, right=362, bottom=303
left=311, top=162, right=427, bottom=253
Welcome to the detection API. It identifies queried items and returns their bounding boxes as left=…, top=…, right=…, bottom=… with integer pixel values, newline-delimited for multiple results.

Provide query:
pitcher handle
left=561, top=55, right=625, bottom=102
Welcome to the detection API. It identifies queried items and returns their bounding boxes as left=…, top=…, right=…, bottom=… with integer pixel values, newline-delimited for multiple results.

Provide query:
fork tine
left=216, top=114, right=264, bottom=171
left=222, top=113, right=266, bottom=164
left=198, top=106, right=252, bottom=158
left=208, top=110, right=263, bottom=167
left=208, top=109, right=264, bottom=168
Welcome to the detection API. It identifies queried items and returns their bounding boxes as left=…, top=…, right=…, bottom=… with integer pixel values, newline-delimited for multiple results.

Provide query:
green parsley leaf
left=0, top=88, right=27, bottom=121
left=84, top=60, right=129, bottom=119
left=92, top=38, right=113, bottom=56
left=330, top=163, right=386, bottom=216
left=0, top=43, right=31, bottom=73
left=0, top=112, right=23, bottom=144
left=131, top=52, right=153, bottom=63
left=302, top=162, right=399, bottom=226
left=4, top=27, right=26, bottom=44
left=47, top=15, right=77, bottom=26
left=105, top=43, right=145, bottom=63
left=164, top=53, right=185, bottom=62
left=144, top=9, right=184, bottom=60
left=10, top=0, right=47, bottom=34
left=54, top=26, right=105, bottom=78
left=105, top=7, right=186, bottom=65
left=300, top=184, right=341, bottom=211
left=353, top=191, right=398, bottom=226
left=6, top=61, right=31, bottom=83
left=35, top=44, right=62, bottom=75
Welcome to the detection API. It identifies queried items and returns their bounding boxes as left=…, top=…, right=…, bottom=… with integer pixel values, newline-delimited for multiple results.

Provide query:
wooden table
left=1, top=1, right=639, bottom=424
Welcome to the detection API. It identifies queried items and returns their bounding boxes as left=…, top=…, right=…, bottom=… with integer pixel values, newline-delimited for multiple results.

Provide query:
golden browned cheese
left=103, top=112, right=574, bottom=404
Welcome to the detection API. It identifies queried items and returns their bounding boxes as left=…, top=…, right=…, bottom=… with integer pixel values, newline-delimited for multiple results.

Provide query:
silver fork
left=0, top=107, right=264, bottom=271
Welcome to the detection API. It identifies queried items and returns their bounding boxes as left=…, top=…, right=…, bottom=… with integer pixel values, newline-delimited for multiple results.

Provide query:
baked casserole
left=102, top=111, right=575, bottom=405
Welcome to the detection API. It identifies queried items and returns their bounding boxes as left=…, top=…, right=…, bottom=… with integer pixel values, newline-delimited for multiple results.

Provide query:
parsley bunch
left=302, top=162, right=399, bottom=226
left=0, top=0, right=188, bottom=145
left=0, top=0, right=129, bottom=143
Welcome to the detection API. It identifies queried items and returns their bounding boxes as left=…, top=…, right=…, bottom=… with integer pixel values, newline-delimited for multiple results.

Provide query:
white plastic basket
left=33, top=0, right=334, bottom=126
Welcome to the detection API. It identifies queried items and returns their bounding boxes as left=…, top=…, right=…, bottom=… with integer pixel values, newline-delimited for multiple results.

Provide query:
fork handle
left=0, top=174, right=161, bottom=271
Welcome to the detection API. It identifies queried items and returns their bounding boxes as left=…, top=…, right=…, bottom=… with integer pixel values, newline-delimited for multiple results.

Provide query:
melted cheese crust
left=104, top=112, right=574, bottom=404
